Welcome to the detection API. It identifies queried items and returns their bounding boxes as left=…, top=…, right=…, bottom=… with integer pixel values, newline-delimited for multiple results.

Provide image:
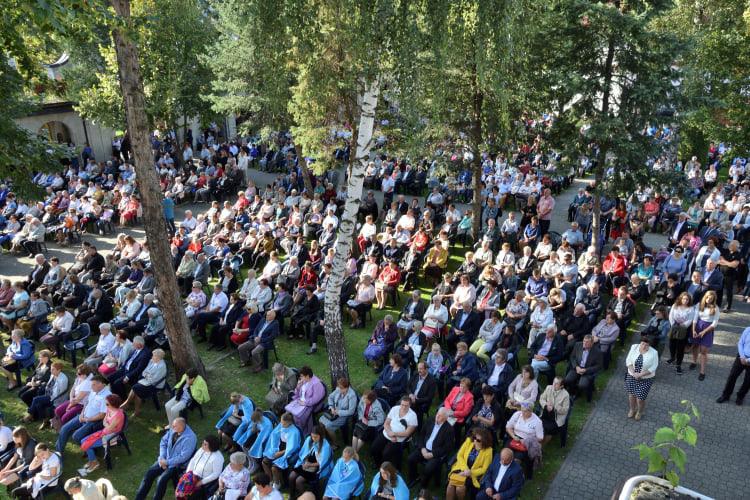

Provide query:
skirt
left=353, top=422, right=376, bottom=441
left=220, top=421, right=239, bottom=437
left=624, top=374, right=654, bottom=401
left=132, top=383, right=159, bottom=400
left=292, top=464, right=318, bottom=483
left=688, top=319, right=714, bottom=348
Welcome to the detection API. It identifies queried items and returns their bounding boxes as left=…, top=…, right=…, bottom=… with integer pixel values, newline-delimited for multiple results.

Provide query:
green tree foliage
left=662, top=0, right=750, bottom=158
left=536, top=0, right=684, bottom=244
left=62, top=0, right=216, bottom=131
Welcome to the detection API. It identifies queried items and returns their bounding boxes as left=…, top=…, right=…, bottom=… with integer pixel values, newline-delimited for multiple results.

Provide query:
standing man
left=716, top=326, right=750, bottom=406
left=162, top=193, right=175, bottom=236
left=537, top=188, right=555, bottom=236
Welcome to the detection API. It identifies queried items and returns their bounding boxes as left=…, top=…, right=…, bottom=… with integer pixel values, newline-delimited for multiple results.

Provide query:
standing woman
left=689, top=291, right=720, bottom=381
left=625, top=336, right=659, bottom=420
left=667, top=293, right=694, bottom=374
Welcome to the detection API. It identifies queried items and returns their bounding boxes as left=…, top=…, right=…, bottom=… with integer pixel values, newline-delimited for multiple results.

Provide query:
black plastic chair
left=62, top=323, right=91, bottom=366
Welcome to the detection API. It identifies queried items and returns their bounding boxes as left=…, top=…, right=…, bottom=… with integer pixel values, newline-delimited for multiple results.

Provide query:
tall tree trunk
left=590, top=36, right=616, bottom=251
left=470, top=66, right=485, bottom=241
left=110, top=0, right=204, bottom=378
left=323, top=78, right=380, bottom=387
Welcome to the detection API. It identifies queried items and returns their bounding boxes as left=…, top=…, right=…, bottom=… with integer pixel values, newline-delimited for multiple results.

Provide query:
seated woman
left=164, top=368, right=210, bottom=426
left=396, top=291, right=425, bottom=334
left=52, top=364, right=93, bottom=429
left=469, top=311, right=504, bottom=362
left=505, top=402, right=544, bottom=476
left=539, top=376, right=570, bottom=445
left=98, top=330, right=132, bottom=377
left=375, top=260, right=401, bottom=310
left=0, top=282, right=30, bottom=331
left=288, top=423, right=333, bottom=497
left=468, top=386, right=504, bottom=437
left=394, top=321, right=425, bottom=368
left=373, top=354, right=408, bottom=406
left=323, top=446, right=363, bottom=500
left=240, top=410, right=274, bottom=469
left=363, top=315, right=399, bottom=368
left=24, top=361, right=68, bottom=426
left=262, top=412, right=302, bottom=489
left=284, top=366, right=326, bottom=435
left=112, top=289, right=141, bottom=329
left=506, top=365, right=539, bottom=413
left=10, top=442, right=61, bottom=499
left=143, top=308, right=166, bottom=349
left=174, top=435, right=224, bottom=499
left=184, top=281, right=207, bottom=319
left=215, top=393, right=255, bottom=452
left=216, top=452, right=251, bottom=500
left=319, top=377, right=358, bottom=446
left=18, top=350, right=52, bottom=409
left=421, top=295, right=449, bottom=341
left=345, top=275, right=375, bottom=329
left=369, top=461, right=409, bottom=500
left=1, top=329, right=35, bottom=390
left=351, top=390, right=386, bottom=454
left=423, top=241, right=449, bottom=287
left=443, top=377, right=475, bottom=434
left=0, top=427, right=37, bottom=488
left=264, top=363, right=298, bottom=415
left=446, top=427, right=493, bottom=500
left=79, top=394, right=124, bottom=474
left=119, top=348, right=167, bottom=418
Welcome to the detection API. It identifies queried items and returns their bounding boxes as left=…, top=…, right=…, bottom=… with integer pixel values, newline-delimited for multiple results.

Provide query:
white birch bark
left=323, top=78, right=380, bottom=384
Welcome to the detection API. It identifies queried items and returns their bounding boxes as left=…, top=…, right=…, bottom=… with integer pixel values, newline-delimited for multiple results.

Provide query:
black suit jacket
left=450, top=309, right=481, bottom=342
left=568, top=342, right=603, bottom=376
left=414, top=417, right=454, bottom=459
left=400, top=299, right=426, bottom=322
left=91, top=296, right=114, bottom=320
left=407, top=372, right=437, bottom=410
left=480, top=361, right=515, bottom=396
left=702, top=268, right=724, bottom=293
left=530, top=334, right=565, bottom=365
left=28, top=262, right=50, bottom=288
left=123, top=347, right=151, bottom=381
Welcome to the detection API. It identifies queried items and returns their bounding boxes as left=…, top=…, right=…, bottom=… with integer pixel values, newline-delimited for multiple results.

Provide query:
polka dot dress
left=625, top=354, right=654, bottom=401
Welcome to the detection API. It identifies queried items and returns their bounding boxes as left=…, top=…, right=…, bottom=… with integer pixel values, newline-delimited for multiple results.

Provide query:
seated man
left=477, top=447, right=525, bottom=500
left=445, top=302, right=481, bottom=352
left=564, top=335, right=603, bottom=401
left=480, top=348, right=514, bottom=401
left=238, top=309, right=279, bottom=372
left=406, top=407, right=455, bottom=490
left=108, top=336, right=150, bottom=399
left=407, top=362, right=437, bottom=422
left=55, top=375, right=110, bottom=453
left=134, top=418, right=197, bottom=500
left=529, top=325, right=565, bottom=379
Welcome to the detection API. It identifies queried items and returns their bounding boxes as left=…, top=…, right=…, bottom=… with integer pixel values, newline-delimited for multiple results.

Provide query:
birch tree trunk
left=323, top=78, right=380, bottom=386
left=110, top=0, right=205, bottom=377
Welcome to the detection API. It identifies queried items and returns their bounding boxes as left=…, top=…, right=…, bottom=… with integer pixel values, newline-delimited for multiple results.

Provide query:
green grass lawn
left=0, top=248, right=648, bottom=499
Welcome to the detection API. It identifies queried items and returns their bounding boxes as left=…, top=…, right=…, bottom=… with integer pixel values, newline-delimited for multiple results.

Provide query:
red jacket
left=603, top=253, right=627, bottom=276
left=443, top=387, right=475, bottom=424
left=378, top=266, right=401, bottom=287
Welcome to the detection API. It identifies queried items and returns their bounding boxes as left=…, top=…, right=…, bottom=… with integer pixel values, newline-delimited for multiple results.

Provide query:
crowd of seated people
left=0, top=126, right=745, bottom=499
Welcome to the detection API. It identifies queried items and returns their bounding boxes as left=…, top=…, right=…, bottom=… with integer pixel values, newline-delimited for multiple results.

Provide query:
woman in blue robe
left=262, top=412, right=301, bottom=487
left=215, top=393, right=255, bottom=450
left=239, top=410, right=273, bottom=461
left=289, top=423, right=333, bottom=496
left=369, top=461, right=409, bottom=500
left=323, top=447, right=363, bottom=500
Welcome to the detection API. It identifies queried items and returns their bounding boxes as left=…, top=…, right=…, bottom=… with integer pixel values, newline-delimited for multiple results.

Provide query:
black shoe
left=716, top=395, right=729, bottom=404
left=676, top=365, right=683, bottom=374
left=688, top=363, right=697, bottom=370
left=737, top=398, right=745, bottom=406
left=698, top=373, right=705, bottom=381
left=722, top=308, right=731, bottom=313
left=666, top=358, right=674, bottom=365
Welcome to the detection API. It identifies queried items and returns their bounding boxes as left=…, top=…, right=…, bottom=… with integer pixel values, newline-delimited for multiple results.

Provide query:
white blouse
left=187, top=449, right=224, bottom=484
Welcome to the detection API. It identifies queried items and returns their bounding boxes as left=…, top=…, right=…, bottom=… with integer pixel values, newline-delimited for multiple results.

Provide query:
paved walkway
left=546, top=289, right=748, bottom=498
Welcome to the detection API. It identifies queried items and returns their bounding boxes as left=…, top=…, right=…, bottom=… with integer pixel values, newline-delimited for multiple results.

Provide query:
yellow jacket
left=423, top=246, right=448, bottom=269
left=450, top=437, right=493, bottom=488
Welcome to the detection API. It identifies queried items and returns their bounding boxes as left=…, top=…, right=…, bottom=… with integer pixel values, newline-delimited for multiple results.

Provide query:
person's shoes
left=287, top=335, right=294, bottom=340
left=688, top=363, right=697, bottom=370
left=634, top=412, right=642, bottom=421
left=716, top=395, right=729, bottom=404
left=627, top=409, right=636, bottom=418
left=21, top=414, right=32, bottom=423
left=722, top=308, right=731, bottom=313
left=676, top=365, right=683, bottom=374
left=239, top=361, right=250, bottom=367
left=737, top=397, right=745, bottom=406
left=38, top=420, right=49, bottom=431
left=698, top=373, right=706, bottom=381
left=306, top=347, right=317, bottom=355
left=666, top=358, right=674, bottom=364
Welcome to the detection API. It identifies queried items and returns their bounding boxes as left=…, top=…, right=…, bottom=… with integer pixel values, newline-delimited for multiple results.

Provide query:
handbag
left=509, top=439, right=527, bottom=453
left=668, top=323, right=688, bottom=341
